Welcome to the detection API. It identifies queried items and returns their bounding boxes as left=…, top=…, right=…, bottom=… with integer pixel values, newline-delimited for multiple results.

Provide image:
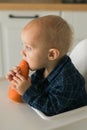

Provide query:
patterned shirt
left=22, top=55, right=87, bottom=116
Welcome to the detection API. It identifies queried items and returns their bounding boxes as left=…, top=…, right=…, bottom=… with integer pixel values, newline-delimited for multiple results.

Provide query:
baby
left=6, top=15, right=87, bottom=116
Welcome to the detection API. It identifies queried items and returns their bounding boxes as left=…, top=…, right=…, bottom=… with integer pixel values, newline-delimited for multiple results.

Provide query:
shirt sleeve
left=22, top=76, right=76, bottom=116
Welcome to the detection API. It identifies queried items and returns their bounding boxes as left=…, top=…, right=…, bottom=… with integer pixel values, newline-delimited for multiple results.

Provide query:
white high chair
left=30, top=39, right=87, bottom=130
left=70, top=39, right=87, bottom=92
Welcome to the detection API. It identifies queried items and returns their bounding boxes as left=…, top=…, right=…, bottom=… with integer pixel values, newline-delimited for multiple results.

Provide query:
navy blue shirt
left=22, top=55, right=87, bottom=116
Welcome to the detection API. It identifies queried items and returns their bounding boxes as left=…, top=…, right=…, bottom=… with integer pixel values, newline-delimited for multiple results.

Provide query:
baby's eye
left=25, top=46, right=31, bottom=51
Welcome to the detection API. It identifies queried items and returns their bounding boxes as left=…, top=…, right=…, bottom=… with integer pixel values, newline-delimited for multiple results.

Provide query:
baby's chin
left=29, top=65, right=44, bottom=71
left=29, top=68, right=35, bottom=75
left=29, top=67, right=36, bottom=71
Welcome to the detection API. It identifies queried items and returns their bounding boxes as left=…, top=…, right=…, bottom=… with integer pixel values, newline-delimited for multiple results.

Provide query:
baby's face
left=21, top=23, right=50, bottom=71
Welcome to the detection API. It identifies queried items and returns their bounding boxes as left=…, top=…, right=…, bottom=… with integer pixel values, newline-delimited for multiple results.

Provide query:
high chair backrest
left=70, top=39, right=87, bottom=92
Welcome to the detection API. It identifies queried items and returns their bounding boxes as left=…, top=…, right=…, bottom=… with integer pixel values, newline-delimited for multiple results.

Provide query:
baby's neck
left=44, top=69, right=49, bottom=78
left=44, top=60, right=59, bottom=78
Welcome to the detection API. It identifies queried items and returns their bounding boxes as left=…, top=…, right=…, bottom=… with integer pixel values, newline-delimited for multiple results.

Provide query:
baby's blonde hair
left=24, top=15, right=73, bottom=56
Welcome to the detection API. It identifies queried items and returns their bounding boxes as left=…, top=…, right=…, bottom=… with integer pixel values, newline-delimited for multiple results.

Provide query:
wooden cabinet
left=0, top=11, right=60, bottom=77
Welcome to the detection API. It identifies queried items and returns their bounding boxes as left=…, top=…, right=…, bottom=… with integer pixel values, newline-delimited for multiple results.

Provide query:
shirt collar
left=47, top=55, right=70, bottom=82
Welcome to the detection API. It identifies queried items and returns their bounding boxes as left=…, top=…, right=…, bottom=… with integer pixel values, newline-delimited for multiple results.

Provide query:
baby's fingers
left=13, top=66, right=21, bottom=74
left=6, top=74, right=13, bottom=81
left=6, top=70, right=16, bottom=81
left=16, top=73, right=26, bottom=81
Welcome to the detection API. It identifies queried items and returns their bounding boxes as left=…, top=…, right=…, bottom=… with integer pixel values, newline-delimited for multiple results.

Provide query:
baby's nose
left=20, top=50, right=26, bottom=57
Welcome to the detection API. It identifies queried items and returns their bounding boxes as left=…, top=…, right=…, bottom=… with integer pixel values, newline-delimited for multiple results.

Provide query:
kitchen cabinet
left=61, top=11, right=87, bottom=48
left=0, top=11, right=60, bottom=77
left=0, top=10, right=87, bottom=77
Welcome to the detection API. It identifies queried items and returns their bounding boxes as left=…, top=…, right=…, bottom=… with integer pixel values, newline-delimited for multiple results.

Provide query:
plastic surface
left=70, top=39, right=87, bottom=91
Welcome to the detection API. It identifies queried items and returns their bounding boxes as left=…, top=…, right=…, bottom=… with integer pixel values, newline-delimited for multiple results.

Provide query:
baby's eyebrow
left=21, top=41, right=35, bottom=48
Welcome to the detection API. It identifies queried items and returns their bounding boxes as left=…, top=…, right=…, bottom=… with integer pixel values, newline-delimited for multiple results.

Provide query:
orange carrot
left=8, top=60, right=29, bottom=103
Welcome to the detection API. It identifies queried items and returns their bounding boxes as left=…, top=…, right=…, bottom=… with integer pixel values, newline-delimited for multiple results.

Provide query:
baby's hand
left=6, top=66, right=21, bottom=81
left=11, top=73, right=31, bottom=95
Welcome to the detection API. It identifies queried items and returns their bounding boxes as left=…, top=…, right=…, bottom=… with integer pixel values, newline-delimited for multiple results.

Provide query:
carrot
left=8, top=60, right=29, bottom=103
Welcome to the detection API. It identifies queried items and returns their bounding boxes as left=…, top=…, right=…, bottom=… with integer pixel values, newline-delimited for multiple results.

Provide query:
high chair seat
left=70, top=39, right=87, bottom=92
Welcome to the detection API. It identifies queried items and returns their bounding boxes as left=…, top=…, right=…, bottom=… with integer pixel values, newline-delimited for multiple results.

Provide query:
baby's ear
left=48, top=48, right=60, bottom=60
